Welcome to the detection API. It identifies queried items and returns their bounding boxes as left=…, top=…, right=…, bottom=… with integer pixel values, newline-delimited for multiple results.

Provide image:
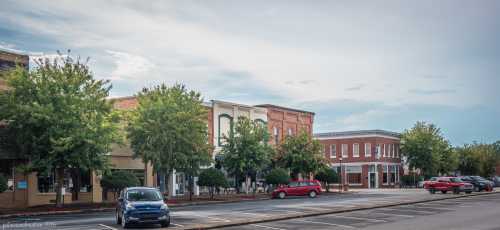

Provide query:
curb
left=182, top=191, right=500, bottom=230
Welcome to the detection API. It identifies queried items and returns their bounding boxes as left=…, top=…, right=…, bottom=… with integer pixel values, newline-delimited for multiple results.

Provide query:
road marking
left=295, top=219, right=355, bottom=229
left=241, top=212, right=271, bottom=217
left=251, top=224, right=287, bottom=230
left=413, top=204, right=455, bottom=210
left=371, top=212, right=415, bottom=218
left=300, top=206, right=331, bottom=211
left=98, top=224, right=118, bottom=230
left=381, top=207, right=436, bottom=214
left=171, top=223, right=184, bottom=227
left=330, top=215, right=387, bottom=222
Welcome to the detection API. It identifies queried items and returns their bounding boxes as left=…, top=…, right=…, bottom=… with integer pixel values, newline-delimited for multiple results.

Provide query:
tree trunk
left=245, top=175, right=251, bottom=195
left=166, top=170, right=173, bottom=199
left=188, top=175, right=193, bottom=201
left=56, top=167, right=65, bottom=208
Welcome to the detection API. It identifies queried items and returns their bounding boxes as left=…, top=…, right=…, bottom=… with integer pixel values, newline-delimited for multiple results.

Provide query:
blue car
left=116, top=187, right=170, bottom=228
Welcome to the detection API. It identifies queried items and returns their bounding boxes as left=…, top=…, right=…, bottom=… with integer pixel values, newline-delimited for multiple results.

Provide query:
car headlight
left=160, top=204, right=168, bottom=210
left=126, top=203, right=136, bottom=210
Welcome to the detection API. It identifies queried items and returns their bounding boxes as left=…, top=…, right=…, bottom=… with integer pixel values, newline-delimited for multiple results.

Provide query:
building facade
left=315, top=130, right=402, bottom=189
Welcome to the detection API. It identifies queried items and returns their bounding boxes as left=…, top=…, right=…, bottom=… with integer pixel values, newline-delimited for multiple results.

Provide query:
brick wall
left=319, top=136, right=401, bottom=164
left=258, top=105, right=314, bottom=145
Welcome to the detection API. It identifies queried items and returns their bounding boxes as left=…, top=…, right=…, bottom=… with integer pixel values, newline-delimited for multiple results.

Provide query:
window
left=341, top=144, right=348, bottom=158
left=273, top=127, right=279, bottom=145
left=330, top=144, right=336, bottom=158
left=375, top=144, right=381, bottom=158
left=0, top=160, right=14, bottom=191
left=383, top=165, right=388, bottom=184
left=38, top=170, right=56, bottom=193
left=395, top=144, right=399, bottom=158
left=390, top=165, right=397, bottom=183
left=353, top=143, right=359, bottom=157
left=346, top=166, right=362, bottom=184
left=391, top=144, right=395, bottom=158
left=288, top=181, right=299, bottom=187
left=388, top=144, right=392, bottom=158
left=218, top=114, right=233, bottom=146
left=287, top=128, right=293, bottom=136
left=383, top=144, right=387, bottom=157
left=365, top=143, right=371, bottom=157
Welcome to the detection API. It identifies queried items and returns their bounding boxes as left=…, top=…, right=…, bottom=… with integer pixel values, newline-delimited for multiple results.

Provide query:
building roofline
left=254, top=104, right=315, bottom=115
left=211, top=100, right=262, bottom=110
left=314, top=129, right=401, bottom=139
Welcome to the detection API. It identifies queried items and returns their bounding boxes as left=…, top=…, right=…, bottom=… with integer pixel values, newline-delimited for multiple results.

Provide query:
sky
left=1, top=0, right=499, bottom=145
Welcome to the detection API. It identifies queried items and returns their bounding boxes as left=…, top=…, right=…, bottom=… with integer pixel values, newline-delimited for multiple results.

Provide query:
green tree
left=221, top=116, right=273, bottom=194
left=456, top=144, right=480, bottom=175
left=197, top=168, right=227, bottom=199
left=127, top=84, right=212, bottom=198
left=101, top=170, right=140, bottom=199
left=314, top=168, right=339, bottom=192
left=0, top=54, right=119, bottom=207
left=401, top=122, right=453, bottom=177
left=265, top=168, right=290, bottom=191
left=0, top=174, right=7, bottom=193
left=276, top=131, right=326, bottom=179
left=457, top=142, right=498, bottom=177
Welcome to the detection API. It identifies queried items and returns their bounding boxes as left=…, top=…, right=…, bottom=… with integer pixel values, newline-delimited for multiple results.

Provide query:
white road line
left=98, top=224, right=118, bottom=230
left=381, top=208, right=436, bottom=214
left=171, top=223, right=184, bottom=227
left=371, top=212, right=415, bottom=218
left=330, top=215, right=387, bottom=223
left=251, top=224, right=287, bottom=230
left=300, top=206, right=331, bottom=211
left=240, top=212, right=271, bottom=217
left=295, top=219, right=356, bottom=229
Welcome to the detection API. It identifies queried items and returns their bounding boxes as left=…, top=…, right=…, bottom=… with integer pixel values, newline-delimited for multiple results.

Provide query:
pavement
left=0, top=189, right=498, bottom=230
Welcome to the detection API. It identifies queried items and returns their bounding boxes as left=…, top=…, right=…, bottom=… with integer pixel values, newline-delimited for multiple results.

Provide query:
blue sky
left=1, top=0, right=499, bottom=145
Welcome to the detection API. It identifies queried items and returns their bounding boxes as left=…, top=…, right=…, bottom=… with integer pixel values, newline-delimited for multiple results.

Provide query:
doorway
left=369, top=172, right=376, bottom=188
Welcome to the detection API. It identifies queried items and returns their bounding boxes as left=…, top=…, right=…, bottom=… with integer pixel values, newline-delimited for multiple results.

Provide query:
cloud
left=346, top=84, right=365, bottom=91
left=106, top=50, right=155, bottom=81
left=409, top=89, right=457, bottom=95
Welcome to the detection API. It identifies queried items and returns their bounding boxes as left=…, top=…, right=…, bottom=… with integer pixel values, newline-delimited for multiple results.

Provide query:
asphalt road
left=0, top=190, right=498, bottom=230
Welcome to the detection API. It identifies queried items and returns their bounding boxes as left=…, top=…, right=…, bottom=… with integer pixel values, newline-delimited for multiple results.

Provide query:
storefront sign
left=17, top=180, right=27, bottom=189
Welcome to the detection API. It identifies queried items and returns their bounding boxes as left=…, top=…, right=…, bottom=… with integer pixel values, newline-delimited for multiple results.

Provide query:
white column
left=194, top=177, right=200, bottom=196
left=169, top=169, right=176, bottom=197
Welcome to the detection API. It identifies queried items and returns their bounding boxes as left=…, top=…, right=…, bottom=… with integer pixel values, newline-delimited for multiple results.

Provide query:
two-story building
left=315, top=130, right=402, bottom=189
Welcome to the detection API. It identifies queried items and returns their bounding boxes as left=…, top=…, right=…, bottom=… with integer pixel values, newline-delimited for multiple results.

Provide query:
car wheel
left=116, top=210, right=122, bottom=225
left=466, top=191, right=472, bottom=194
left=441, top=190, right=447, bottom=194
left=278, top=192, right=286, bottom=199
left=474, top=186, right=480, bottom=192
left=309, top=191, right=317, bottom=198
left=121, top=212, right=129, bottom=229
left=453, top=188, right=460, bottom=194
left=160, top=220, right=170, bottom=228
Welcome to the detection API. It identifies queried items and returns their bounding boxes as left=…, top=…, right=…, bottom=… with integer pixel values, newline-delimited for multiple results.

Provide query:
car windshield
left=450, top=178, right=462, bottom=183
left=127, top=189, right=162, bottom=202
left=429, top=177, right=437, bottom=181
left=471, top=176, right=486, bottom=181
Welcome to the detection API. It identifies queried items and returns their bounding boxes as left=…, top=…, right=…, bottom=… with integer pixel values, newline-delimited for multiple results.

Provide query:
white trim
left=329, top=162, right=401, bottom=167
left=315, top=134, right=400, bottom=141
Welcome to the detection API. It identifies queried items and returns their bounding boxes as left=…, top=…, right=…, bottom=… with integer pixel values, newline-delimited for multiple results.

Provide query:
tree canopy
left=456, top=142, right=498, bottom=177
left=314, top=167, right=338, bottom=192
left=221, top=116, right=273, bottom=193
left=265, top=168, right=290, bottom=186
left=0, top=53, right=119, bottom=207
left=401, top=121, right=454, bottom=177
left=126, top=83, right=212, bottom=197
left=276, top=131, right=326, bottom=179
left=197, top=168, right=227, bottom=199
left=101, top=170, right=140, bottom=193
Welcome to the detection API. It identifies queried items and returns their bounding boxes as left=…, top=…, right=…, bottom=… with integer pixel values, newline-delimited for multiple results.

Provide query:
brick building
left=315, top=130, right=402, bottom=189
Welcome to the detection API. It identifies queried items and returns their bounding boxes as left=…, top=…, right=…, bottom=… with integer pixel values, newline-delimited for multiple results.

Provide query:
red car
left=272, top=180, right=322, bottom=199
left=424, top=176, right=473, bottom=194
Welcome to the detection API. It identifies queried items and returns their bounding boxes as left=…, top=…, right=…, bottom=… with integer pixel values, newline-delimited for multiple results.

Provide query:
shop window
left=383, top=165, right=388, bottom=184
left=0, top=160, right=14, bottom=191
left=390, top=165, right=397, bottom=183
left=346, top=166, right=362, bottom=184
left=38, top=170, right=56, bottom=193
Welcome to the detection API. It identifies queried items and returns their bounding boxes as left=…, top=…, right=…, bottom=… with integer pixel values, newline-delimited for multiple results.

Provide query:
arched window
left=218, top=114, right=233, bottom=146
left=254, top=119, right=266, bottom=128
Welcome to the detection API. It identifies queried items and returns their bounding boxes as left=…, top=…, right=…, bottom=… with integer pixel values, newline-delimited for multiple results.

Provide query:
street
left=1, top=190, right=499, bottom=230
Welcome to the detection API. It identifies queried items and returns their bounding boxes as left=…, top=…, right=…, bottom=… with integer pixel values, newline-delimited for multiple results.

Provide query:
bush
left=314, top=168, right=339, bottom=192
left=197, top=168, right=227, bottom=199
left=0, top=174, right=7, bottom=193
left=265, top=168, right=290, bottom=188
left=101, top=170, right=140, bottom=198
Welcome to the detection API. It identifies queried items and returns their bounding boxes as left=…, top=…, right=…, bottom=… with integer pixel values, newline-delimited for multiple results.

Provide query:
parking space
left=218, top=192, right=500, bottom=230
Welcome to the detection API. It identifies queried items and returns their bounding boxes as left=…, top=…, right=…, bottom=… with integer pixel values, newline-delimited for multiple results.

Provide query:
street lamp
left=339, top=157, right=343, bottom=192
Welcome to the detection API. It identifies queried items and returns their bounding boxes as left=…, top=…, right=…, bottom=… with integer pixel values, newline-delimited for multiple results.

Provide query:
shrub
left=197, top=168, right=227, bottom=199
left=314, top=168, right=339, bottom=192
left=101, top=170, right=140, bottom=198
left=265, top=168, right=290, bottom=189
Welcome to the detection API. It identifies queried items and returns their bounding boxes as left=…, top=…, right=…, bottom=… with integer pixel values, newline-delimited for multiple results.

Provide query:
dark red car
left=272, top=180, right=322, bottom=199
left=424, top=176, right=473, bottom=194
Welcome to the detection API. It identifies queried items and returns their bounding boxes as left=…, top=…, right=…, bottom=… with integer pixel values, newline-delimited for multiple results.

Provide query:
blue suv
left=116, top=187, right=170, bottom=228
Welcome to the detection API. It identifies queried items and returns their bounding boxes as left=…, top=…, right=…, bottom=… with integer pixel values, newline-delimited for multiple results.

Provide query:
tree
left=0, top=53, right=119, bottom=207
left=265, top=168, right=290, bottom=191
left=197, top=168, right=227, bottom=199
left=101, top=170, right=140, bottom=199
left=314, top=168, right=339, bottom=192
left=401, top=121, right=453, bottom=178
left=0, top=174, right=7, bottom=193
left=127, top=84, right=212, bottom=198
left=221, top=116, right=273, bottom=194
left=276, top=131, right=326, bottom=179
left=456, top=142, right=498, bottom=177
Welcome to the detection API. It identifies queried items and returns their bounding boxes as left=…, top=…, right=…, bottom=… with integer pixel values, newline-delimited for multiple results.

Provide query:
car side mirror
left=118, top=197, right=123, bottom=202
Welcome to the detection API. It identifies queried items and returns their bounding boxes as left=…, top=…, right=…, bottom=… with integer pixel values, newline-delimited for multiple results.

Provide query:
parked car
left=459, top=176, right=493, bottom=192
left=424, top=176, right=473, bottom=194
left=489, top=176, right=500, bottom=187
left=272, top=180, right=322, bottom=199
left=116, top=187, right=170, bottom=228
